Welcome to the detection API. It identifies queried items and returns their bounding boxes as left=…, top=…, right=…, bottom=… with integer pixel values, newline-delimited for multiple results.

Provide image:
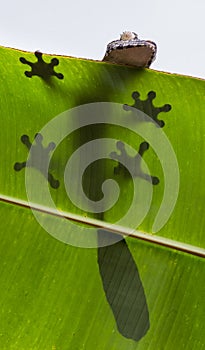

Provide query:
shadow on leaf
left=97, top=230, right=150, bottom=341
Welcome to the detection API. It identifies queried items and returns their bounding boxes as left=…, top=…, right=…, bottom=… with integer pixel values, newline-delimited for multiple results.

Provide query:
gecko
left=102, top=31, right=157, bottom=68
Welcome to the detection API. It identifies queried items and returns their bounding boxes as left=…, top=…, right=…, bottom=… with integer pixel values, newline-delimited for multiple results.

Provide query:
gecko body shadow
left=98, top=230, right=150, bottom=341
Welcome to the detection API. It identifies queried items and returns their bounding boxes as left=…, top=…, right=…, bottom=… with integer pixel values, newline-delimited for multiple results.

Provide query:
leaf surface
left=0, top=46, right=205, bottom=349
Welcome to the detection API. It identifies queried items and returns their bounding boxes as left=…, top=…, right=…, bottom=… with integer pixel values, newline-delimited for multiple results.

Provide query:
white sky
left=0, top=0, right=204, bottom=78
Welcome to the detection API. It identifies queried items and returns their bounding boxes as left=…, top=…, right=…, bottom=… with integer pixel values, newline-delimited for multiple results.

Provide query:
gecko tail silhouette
left=97, top=230, right=150, bottom=341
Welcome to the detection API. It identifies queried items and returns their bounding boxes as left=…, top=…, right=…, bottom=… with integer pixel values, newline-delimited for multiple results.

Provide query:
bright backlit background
left=0, top=0, right=204, bottom=78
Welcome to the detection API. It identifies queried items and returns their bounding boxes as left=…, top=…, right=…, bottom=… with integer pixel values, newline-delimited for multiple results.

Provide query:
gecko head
left=120, top=31, right=138, bottom=41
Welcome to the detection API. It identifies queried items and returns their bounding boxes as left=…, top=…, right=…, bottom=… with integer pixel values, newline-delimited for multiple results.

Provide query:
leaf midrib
left=1, top=193, right=205, bottom=258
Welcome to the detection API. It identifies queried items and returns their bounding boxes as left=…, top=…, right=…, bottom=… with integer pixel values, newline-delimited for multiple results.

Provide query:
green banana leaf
left=0, top=46, right=205, bottom=350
